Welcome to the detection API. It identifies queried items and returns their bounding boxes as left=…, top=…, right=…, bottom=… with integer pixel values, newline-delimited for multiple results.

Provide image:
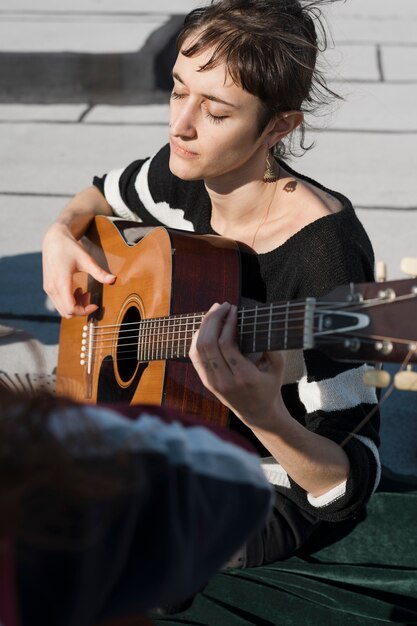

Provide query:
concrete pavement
left=1, top=0, right=417, bottom=475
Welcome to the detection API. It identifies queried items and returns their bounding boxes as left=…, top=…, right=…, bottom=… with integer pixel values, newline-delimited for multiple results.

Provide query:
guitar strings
left=85, top=327, right=417, bottom=357
left=86, top=291, right=417, bottom=336
left=89, top=342, right=417, bottom=365
left=84, top=333, right=417, bottom=364
left=78, top=292, right=417, bottom=361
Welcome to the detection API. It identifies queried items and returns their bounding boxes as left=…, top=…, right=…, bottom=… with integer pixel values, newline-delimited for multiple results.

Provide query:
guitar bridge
left=80, top=321, right=95, bottom=399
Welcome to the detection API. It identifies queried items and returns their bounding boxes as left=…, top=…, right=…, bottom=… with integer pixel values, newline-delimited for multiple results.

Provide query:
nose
left=170, top=101, right=197, bottom=139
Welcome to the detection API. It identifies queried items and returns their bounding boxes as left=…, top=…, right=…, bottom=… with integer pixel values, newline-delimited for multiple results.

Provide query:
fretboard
left=135, top=299, right=315, bottom=361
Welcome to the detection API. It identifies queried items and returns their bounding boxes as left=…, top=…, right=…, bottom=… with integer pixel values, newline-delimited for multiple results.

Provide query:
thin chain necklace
left=250, top=164, right=281, bottom=249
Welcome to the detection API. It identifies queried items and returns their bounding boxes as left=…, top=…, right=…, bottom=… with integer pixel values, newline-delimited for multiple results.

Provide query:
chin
left=169, top=155, right=203, bottom=181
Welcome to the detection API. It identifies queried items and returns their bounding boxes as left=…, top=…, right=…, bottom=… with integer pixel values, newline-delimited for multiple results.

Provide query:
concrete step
left=0, top=13, right=183, bottom=103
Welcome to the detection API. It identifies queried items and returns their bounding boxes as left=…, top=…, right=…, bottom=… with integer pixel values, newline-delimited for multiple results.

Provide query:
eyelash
left=205, top=112, right=227, bottom=125
left=170, top=91, right=227, bottom=124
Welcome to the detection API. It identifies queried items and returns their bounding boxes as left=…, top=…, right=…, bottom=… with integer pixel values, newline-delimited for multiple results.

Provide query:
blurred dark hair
left=177, top=0, right=343, bottom=157
left=0, top=386, right=133, bottom=549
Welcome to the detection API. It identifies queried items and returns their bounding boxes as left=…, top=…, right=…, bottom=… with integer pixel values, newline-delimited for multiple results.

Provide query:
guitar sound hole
left=117, top=306, right=141, bottom=383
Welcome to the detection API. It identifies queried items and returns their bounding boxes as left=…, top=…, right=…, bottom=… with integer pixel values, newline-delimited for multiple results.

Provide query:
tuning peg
left=394, top=368, right=417, bottom=391
left=363, top=369, right=391, bottom=388
left=400, top=257, right=417, bottom=278
left=376, top=261, right=387, bottom=282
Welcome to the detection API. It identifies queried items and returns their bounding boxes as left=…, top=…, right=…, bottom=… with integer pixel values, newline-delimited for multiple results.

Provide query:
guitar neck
left=136, top=299, right=316, bottom=362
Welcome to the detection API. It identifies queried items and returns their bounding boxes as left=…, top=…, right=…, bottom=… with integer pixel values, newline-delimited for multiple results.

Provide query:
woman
left=42, top=0, right=380, bottom=569
left=0, top=385, right=271, bottom=626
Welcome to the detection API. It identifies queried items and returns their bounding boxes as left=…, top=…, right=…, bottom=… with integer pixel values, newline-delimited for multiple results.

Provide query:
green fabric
left=154, top=468, right=417, bottom=625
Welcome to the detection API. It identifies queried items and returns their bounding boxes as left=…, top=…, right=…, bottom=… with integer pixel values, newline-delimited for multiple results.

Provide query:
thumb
left=257, top=350, right=285, bottom=372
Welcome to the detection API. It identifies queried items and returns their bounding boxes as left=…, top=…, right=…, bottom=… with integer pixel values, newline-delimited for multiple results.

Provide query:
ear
left=264, top=111, right=304, bottom=147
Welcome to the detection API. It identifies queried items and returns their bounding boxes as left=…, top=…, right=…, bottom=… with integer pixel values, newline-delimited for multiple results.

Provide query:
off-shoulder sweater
left=93, top=143, right=380, bottom=524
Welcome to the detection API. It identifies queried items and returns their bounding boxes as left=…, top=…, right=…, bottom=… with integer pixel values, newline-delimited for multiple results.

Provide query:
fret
left=138, top=320, right=143, bottom=362
left=267, top=304, right=272, bottom=351
left=148, top=319, right=152, bottom=361
left=284, top=301, right=289, bottom=350
left=157, top=318, right=161, bottom=360
left=252, top=305, right=258, bottom=352
left=239, top=308, right=245, bottom=350
left=183, top=316, right=188, bottom=358
left=150, top=318, right=155, bottom=361
left=158, top=318, right=162, bottom=360
left=164, top=316, right=169, bottom=360
left=161, top=317, right=166, bottom=360
left=141, top=319, right=146, bottom=361
left=144, top=319, right=148, bottom=361
left=169, top=315, right=173, bottom=359
left=176, top=315, right=181, bottom=359
left=173, top=316, right=178, bottom=358
left=192, top=315, right=196, bottom=352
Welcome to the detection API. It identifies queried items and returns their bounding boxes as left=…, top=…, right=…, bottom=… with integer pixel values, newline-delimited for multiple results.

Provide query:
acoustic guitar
left=56, top=216, right=417, bottom=426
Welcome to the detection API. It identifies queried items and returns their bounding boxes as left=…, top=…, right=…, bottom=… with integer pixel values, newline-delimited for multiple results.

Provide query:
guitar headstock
left=314, top=269, right=417, bottom=366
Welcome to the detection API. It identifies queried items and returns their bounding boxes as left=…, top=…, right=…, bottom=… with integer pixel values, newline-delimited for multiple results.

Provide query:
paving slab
left=0, top=194, right=64, bottom=257
left=356, top=209, right=417, bottom=280
left=0, top=195, right=60, bottom=377
left=0, top=13, right=183, bottom=103
left=330, top=17, right=417, bottom=45
left=323, top=83, right=417, bottom=132
left=328, top=0, right=417, bottom=18
left=0, top=103, right=88, bottom=122
left=324, top=44, right=379, bottom=82
left=0, top=123, right=168, bottom=196
left=84, top=104, right=170, bottom=124
left=0, top=320, right=58, bottom=378
left=382, top=46, right=417, bottom=81
left=0, top=14, right=168, bottom=54
left=0, top=1, right=201, bottom=14
left=299, top=130, right=417, bottom=209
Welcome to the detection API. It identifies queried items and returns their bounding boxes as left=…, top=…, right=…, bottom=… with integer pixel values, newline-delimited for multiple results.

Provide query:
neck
left=209, top=180, right=274, bottom=225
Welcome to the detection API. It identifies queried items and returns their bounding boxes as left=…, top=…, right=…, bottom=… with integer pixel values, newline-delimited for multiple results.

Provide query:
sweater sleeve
left=17, top=405, right=271, bottom=626
left=92, top=144, right=209, bottom=231
left=266, top=211, right=381, bottom=522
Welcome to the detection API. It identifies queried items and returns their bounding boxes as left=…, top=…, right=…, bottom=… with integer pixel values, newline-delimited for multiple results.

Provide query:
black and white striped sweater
left=93, top=143, right=380, bottom=523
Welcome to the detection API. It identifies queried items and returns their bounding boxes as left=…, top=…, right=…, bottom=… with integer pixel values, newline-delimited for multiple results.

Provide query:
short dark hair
left=176, top=0, right=341, bottom=158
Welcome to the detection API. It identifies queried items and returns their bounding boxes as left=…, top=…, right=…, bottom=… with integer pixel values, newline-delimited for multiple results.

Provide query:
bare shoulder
left=254, top=167, right=346, bottom=253
left=280, top=168, right=343, bottom=223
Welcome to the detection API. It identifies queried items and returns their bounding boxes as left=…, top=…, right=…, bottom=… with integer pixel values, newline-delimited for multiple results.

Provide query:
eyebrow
left=172, top=71, right=238, bottom=108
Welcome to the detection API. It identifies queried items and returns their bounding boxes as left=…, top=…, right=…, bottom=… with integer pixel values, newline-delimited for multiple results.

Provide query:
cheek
left=211, top=129, right=257, bottom=163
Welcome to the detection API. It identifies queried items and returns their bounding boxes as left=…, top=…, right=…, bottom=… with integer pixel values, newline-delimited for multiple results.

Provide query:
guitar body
left=56, top=216, right=243, bottom=426
left=57, top=216, right=417, bottom=424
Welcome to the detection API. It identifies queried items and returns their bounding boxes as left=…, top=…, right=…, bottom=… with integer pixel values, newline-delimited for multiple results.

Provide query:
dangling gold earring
left=263, top=150, right=278, bottom=183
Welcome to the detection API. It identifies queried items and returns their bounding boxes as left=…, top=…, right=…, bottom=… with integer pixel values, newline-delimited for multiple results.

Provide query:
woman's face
left=169, top=45, right=270, bottom=185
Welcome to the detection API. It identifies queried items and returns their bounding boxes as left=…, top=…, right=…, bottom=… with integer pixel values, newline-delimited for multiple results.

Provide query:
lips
left=170, top=138, right=198, bottom=158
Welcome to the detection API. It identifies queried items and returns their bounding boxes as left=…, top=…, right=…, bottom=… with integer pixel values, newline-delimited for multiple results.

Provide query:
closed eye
left=205, top=112, right=227, bottom=124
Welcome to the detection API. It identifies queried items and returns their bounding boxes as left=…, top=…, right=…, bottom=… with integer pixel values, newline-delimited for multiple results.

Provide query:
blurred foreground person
left=0, top=386, right=271, bottom=626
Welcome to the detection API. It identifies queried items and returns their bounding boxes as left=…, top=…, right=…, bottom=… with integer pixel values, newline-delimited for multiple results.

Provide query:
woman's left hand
left=189, top=302, right=286, bottom=430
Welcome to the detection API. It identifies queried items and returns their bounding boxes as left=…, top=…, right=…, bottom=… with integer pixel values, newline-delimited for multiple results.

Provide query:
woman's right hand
left=42, top=222, right=116, bottom=318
